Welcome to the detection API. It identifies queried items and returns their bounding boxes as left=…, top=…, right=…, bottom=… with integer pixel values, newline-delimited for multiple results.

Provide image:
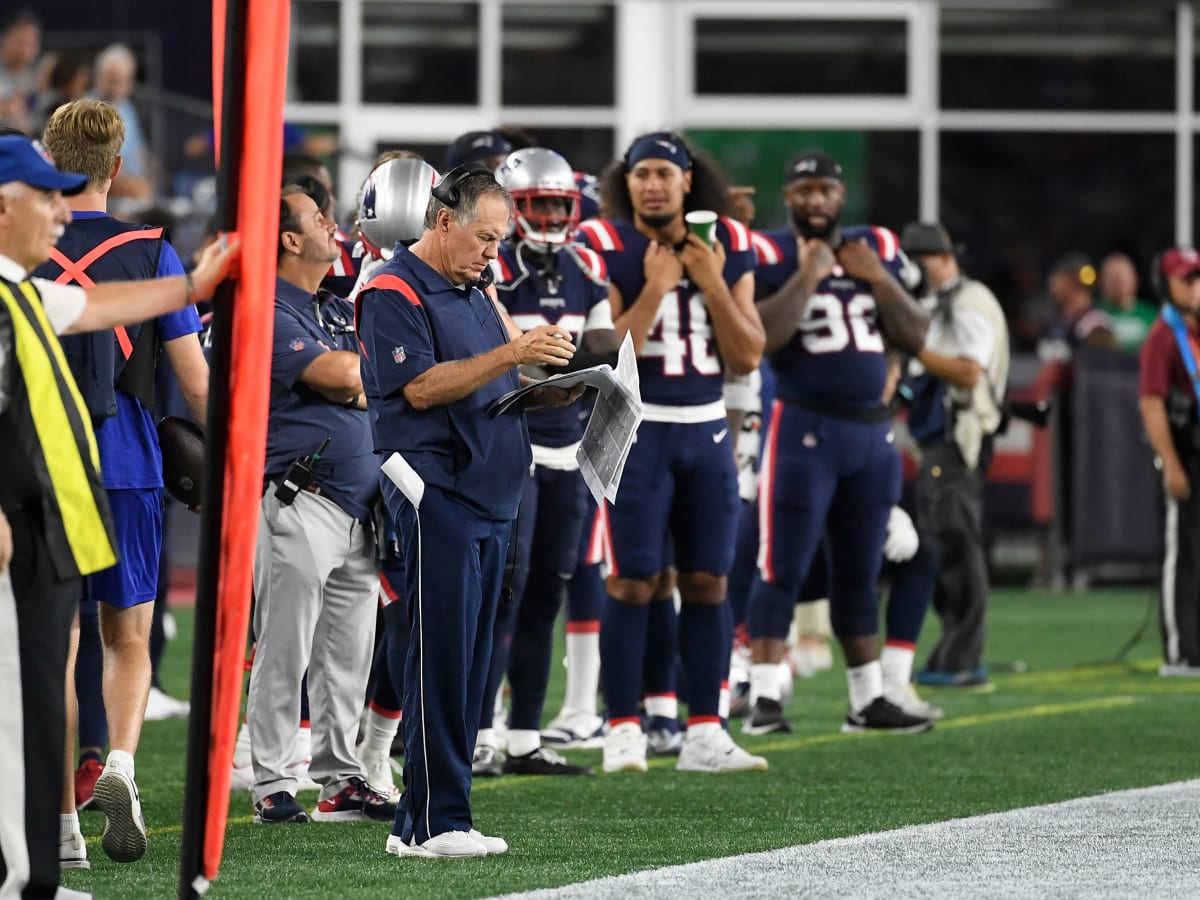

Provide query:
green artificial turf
left=63, top=588, right=1200, bottom=899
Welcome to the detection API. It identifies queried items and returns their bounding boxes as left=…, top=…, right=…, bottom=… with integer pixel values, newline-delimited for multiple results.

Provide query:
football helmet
left=496, top=147, right=581, bottom=252
left=358, top=157, right=438, bottom=259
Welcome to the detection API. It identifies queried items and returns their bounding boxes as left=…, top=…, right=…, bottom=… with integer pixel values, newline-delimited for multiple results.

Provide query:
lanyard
left=1162, top=303, right=1200, bottom=423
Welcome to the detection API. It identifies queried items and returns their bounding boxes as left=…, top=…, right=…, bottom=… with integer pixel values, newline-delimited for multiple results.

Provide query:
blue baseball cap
left=0, top=135, right=88, bottom=195
left=445, top=130, right=513, bottom=169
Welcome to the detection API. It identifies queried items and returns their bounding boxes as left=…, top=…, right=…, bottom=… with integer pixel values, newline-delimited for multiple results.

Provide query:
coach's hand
left=512, top=325, right=577, bottom=367
left=1165, top=460, right=1191, bottom=501
left=679, top=233, right=726, bottom=294
left=0, top=507, right=11, bottom=571
left=520, top=383, right=587, bottom=410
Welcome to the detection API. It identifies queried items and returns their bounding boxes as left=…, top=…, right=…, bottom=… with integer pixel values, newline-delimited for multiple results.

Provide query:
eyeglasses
left=313, top=290, right=355, bottom=337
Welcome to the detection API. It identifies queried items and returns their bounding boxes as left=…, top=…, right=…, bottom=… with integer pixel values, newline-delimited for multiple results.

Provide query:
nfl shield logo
left=289, top=337, right=304, bottom=351
left=392, top=345, right=406, bottom=364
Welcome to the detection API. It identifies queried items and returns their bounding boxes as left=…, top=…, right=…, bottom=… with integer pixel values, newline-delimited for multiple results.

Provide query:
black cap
left=901, top=222, right=955, bottom=257
left=445, top=130, right=513, bottom=169
left=785, top=151, right=842, bottom=183
left=1050, top=252, right=1097, bottom=287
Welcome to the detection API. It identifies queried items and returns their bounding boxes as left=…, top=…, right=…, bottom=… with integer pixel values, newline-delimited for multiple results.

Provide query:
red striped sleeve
left=579, top=219, right=623, bottom=252
left=718, top=216, right=751, bottom=252
left=361, top=274, right=422, bottom=306
left=871, top=226, right=899, bottom=261
left=751, top=231, right=783, bottom=266
left=575, top=245, right=608, bottom=281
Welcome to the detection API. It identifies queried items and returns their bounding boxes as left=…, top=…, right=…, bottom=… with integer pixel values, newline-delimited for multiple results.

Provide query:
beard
left=639, top=211, right=677, bottom=230
left=790, top=208, right=840, bottom=242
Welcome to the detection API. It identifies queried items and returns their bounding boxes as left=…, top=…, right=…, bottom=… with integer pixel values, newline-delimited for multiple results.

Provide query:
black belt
left=777, top=393, right=892, bottom=424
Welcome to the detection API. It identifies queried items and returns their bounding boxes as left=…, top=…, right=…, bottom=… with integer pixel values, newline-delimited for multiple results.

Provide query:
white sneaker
left=1159, top=663, right=1200, bottom=677
left=143, top=686, right=190, bottom=721
left=602, top=722, right=648, bottom=773
left=469, top=828, right=508, bottom=855
left=676, top=726, right=768, bottom=773
left=59, top=828, right=90, bottom=870
left=92, top=762, right=148, bottom=862
left=386, top=830, right=488, bottom=858
left=359, top=746, right=401, bottom=801
left=885, top=683, right=945, bottom=720
left=542, top=709, right=606, bottom=749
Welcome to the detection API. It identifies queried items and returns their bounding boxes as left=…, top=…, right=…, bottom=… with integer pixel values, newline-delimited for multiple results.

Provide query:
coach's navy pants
left=384, top=481, right=510, bottom=844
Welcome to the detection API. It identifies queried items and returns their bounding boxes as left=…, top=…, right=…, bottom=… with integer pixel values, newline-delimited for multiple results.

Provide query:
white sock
left=750, top=663, right=782, bottom=704
left=846, top=661, right=884, bottom=713
left=361, top=706, right=401, bottom=756
left=476, top=728, right=496, bottom=751
left=881, top=643, right=915, bottom=692
left=507, top=729, right=540, bottom=758
left=106, top=749, right=135, bottom=775
left=687, top=720, right=722, bottom=738
left=564, top=629, right=601, bottom=715
left=233, top=721, right=252, bottom=767
left=294, top=724, right=312, bottom=764
left=60, top=812, right=79, bottom=836
left=644, top=694, right=677, bottom=720
left=718, top=680, right=730, bottom=719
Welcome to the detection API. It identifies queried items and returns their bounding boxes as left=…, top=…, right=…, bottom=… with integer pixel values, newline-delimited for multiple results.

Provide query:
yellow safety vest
left=0, top=276, right=116, bottom=578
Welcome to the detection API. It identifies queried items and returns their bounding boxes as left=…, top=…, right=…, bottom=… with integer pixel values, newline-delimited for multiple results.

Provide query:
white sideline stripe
left=492, top=780, right=1200, bottom=900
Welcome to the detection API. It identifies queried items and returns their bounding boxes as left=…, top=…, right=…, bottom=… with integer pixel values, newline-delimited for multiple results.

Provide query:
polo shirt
left=267, top=276, right=377, bottom=520
left=356, top=243, right=530, bottom=521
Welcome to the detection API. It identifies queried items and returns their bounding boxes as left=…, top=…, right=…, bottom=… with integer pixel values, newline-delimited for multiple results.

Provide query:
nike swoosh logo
left=712, top=428, right=728, bottom=443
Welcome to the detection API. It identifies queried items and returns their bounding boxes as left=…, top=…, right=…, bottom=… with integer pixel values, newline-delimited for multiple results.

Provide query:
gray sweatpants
left=247, top=488, right=378, bottom=804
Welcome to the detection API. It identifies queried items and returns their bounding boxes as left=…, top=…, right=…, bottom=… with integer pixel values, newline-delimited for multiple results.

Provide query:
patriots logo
left=362, top=179, right=378, bottom=221
left=655, top=139, right=678, bottom=155
left=793, top=159, right=817, bottom=174
left=392, top=345, right=406, bottom=364
left=289, top=337, right=305, bottom=351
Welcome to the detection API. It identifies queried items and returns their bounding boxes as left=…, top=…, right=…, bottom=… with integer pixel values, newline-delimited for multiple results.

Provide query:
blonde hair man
left=39, top=98, right=209, bottom=867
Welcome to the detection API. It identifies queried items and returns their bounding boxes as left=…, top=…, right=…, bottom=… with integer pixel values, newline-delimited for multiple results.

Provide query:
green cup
left=685, top=210, right=719, bottom=247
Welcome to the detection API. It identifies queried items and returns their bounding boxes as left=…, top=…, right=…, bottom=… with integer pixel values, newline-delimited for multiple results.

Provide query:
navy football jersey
left=754, top=225, right=906, bottom=411
left=492, top=241, right=612, bottom=448
left=321, top=237, right=366, bottom=298
left=579, top=216, right=755, bottom=408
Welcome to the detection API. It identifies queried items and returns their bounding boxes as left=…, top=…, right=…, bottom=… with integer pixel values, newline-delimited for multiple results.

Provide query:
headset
left=431, top=162, right=496, bottom=208
left=1150, top=250, right=1168, bottom=304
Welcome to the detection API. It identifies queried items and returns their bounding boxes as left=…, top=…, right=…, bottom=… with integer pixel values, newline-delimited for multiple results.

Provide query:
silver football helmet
left=496, top=147, right=581, bottom=252
left=358, top=157, right=438, bottom=259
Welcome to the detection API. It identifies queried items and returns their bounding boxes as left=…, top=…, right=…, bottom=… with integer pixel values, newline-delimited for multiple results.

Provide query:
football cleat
left=742, top=697, right=792, bottom=736
left=676, top=726, right=768, bottom=773
left=254, top=791, right=309, bottom=825
left=842, top=696, right=934, bottom=734
left=602, top=722, right=648, bottom=773
left=502, top=746, right=593, bottom=777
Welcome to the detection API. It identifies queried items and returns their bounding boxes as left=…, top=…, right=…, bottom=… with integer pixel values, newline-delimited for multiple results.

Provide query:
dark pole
left=178, top=0, right=244, bottom=895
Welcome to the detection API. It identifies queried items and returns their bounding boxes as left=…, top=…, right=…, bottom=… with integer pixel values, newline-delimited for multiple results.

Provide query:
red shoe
left=75, top=758, right=104, bottom=810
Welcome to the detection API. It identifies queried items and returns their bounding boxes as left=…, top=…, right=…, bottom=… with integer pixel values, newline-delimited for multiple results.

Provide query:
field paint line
left=98, top=695, right=1139, bottom=840
left=492, top=779, right=1200, bottom=900
left=745, top=695, right=1137, bottom=755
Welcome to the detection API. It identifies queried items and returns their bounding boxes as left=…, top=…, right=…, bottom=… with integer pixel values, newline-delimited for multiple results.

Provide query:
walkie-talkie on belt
left=275, top=437, right=331, bottom=506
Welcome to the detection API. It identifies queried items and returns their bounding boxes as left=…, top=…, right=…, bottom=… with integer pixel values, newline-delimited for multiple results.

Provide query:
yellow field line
left=86, top=694, right=1138, bottom=844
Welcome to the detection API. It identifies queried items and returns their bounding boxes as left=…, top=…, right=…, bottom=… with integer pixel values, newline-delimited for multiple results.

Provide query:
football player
left=744, top=150, right=932, bottom=734
left=580, top=132, right=767, bottom=773
left=472, top=147, right=618, bottom=777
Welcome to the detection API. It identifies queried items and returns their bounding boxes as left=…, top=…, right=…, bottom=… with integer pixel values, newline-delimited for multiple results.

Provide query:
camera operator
left=1139, top=246, right=1200, bottom=676
left=900, top=222, right=1009, bottom=687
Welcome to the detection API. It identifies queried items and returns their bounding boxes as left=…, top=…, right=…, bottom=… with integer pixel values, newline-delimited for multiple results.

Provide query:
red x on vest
left=49, top=227, right=164, bottom=358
